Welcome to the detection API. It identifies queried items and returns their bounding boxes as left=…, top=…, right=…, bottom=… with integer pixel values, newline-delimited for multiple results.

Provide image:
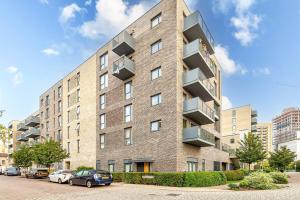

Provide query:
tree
left=235, top=133, right=267, bottom=170
left=32, top=140, right=69, bottom=171
left=269, top=146, right=296, bottom=172
left=0, top=124, right=8, bottom=146
left=12, top=144, right=33, bottom=168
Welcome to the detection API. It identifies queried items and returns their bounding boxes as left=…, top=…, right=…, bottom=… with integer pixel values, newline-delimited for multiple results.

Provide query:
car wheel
left=105, top=183, right=111, bottom=186
left=69, top=180, right=73, bottom=186
left=86, top=181, right=92, bottom=188
left=58, top=178, right=62, bottom=184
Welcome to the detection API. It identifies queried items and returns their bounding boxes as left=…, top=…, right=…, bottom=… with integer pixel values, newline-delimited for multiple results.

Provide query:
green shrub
left=269, top=172, right=288, bottom=184
left=228, top=183, right=240, bottom=190
left=154, top=172, right=185, bottom=187
left=240, top=168, right=251, bottom=176
left=224, top=170, right=245, bottom=181
left=239, top=172, right=278, bottom=190
left=112, top=172, right=124, bottom=182
left=296, top=160, right=300, bottom=172
left=124, top=172, right=144, bottom=184
left=75, top=166, right=94, bottom=172
left=184, top=171, right=227, bottom=187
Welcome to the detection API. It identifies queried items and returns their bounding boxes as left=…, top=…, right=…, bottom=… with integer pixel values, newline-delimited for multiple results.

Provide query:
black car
left=69, top=170, right=112, bottom=188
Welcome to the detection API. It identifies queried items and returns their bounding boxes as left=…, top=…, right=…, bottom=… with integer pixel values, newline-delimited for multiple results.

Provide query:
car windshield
left=7, top=168, right=17, bottom=171
left=62, top=170, right=73, bottom=174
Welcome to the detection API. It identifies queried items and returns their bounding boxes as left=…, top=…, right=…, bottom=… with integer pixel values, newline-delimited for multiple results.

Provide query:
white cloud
left=252, top=67, right=271, bottom=76
left=79, top=0, right=158, bottom=39
left=39, top=0, right=49, bottom=5
left=59, top=3, right=82, bottom=23
left=213, top=0, right=262, bottom=46
left=185, top=0, right=198, bottom=11
left=215, top=44, right=245, bottom=76
left=42, top=48, right=60, bottom=56
left=85, top=0, right=92, bottom=6
left=6, top=66, right=23, bottom=86
left=222, top=96, right=233, bottom=110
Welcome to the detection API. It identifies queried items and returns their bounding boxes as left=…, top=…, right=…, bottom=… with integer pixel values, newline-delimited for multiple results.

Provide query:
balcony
left=214, top=104, right=220, bottom=120
left=183, top=11, right=215, bottom=54
left=183, top=39, right=216, bottom=78
left=24, top=116, right=40, bottom=127
left=16, top=134, right=28, bottom=142
left=252, top=125, right=257, bottom=132
left=24, top=128, right=40, bottom=138
left=251, top=110, right=257, bottom=117
left=112, top=31, right=135, bottom=56
left=251, top=117, right=257, bottom=124
left=112, top=55, right=135, bottom=80
left=183, top=126, right=215, bottom=147
left=183, top=97, right=215, bottom=125
left=183, top=68, right=215, bottom=101
left=17, top=123, right=28, bottom=131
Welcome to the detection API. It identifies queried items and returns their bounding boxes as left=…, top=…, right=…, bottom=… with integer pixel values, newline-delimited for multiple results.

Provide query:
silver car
left=4, top=167, right=21, bottom=176
left=48, top=170, right=73, bottom=184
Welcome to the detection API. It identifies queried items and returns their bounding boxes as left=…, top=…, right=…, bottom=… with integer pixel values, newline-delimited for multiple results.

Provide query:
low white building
left=278, top=131, right=300, bottom=161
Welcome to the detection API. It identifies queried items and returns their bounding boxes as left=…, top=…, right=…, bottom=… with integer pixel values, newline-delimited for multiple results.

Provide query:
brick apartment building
left=11, top=0, right=232, bottom=172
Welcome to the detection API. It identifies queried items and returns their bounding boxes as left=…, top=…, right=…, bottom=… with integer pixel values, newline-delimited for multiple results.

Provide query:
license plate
left=102, top=177, right=109, bottom=180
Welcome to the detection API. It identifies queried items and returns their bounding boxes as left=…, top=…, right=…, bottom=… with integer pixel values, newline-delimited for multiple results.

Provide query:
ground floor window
left=124, top=163, right=132, bottom=172
left=187, top=161, right=198, bottom=172
left=214, top=161, right=221, bottom=171
left=96, top=160, right=101, bottom=170
left=201, top=159, right=206, bottom=171
left=108, top=161, right=115, bottom=172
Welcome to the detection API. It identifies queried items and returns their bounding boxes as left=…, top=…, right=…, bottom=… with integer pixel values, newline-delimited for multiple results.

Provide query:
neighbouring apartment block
left=221, top=105, right=258, bottom=149
left=273, top=108, right=300, bottom=160
left=256, top=123, right=273, bottom=153
left=10, top=0, right=233, bottom=172
left=7, top=120, right=21, bottom=166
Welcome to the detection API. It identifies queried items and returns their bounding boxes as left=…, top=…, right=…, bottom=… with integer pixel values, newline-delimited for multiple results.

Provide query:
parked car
left=4, top=167, right=21, bottom=176
left=25, top=168, right=49, bottom=179
left=69, top=170, right=112, bottom=188
left=48, top=170, right=73, bottom=184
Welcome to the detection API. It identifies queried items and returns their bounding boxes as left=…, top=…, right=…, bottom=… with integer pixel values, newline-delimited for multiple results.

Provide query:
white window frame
left=151, top=67, right=161, bottom=80
left=151, top=13, right=162, bottom=28
left=124, top=163, right=132, bottom=172
left=100, top=53, right=108, bottom=70
left=100, top=114, right=106, bottom=129
left=151, top=40, right=162, bottom=54
left=100, top=134, right=105, bottom=149
left=58, top=115, right=62, bottom=127
left=100, top=73, right=108, bottom=90
left=151, top=93, right=162, bottom=106
left=58, top=100, right=62, bottom=113
left=100, top=94, right=106, bottom=110
left=124, top=105, right=132, bottom=123
left=187, top=161, right=198, bottom=172
left=124, top=128, right=132, bottom=145
left=125, top=81, right=132, bottom=100
left=151, top=120, right=161, bottom=132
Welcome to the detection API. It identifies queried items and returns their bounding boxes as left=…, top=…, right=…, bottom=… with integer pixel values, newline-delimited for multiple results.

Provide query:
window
left=202, top=159, right=206, bottom=171
left=53, top=104, right=56, bottom=115
left=151, top=13, right=162, bottom=28
left=68, top=95, right=70, bottom=107
left=100, top=94, right=106, bottom=110
left=96, top=160, right=101, bottom=170
left=76, top=123, right=80, bottom=136
left=77, top=139, right=80, bottom=153
left=100, top=52, right=108, bottom=70
left=232, top=125, right=236, bottom=132
left=232, top=110, right=236, bottom=117
left=77, top=72, right=80, bottom=86
left=58, top=101, right=62, bottom=113
left=230, top=138, right=235, bottom=144
left=151, top=40, right=162, bottom=54
left=67, top=126, right=70, bottom=139
left=100, top=73, right=108, bottom=90
left=214, top=161, right=221, bottom=171
left=151, top=67, right=161, bottom=80
left=183, top=119, right=187, bottom=128
left=67, top=142, right=70, bottom=154
left=124, top=104, right=132, bottom=122
left=124, top=162, right=132, bottom=172
left=58, top=115, right=62, bottom=127
left=40, top=99, right=44, bottom=107
left=108, top=162, right=115, bottom=173
left=124, top=81, right=132, bottom=100
left=124, top=128, right=132, bottom=145
left=151, top=120, right=161, bottom=132
left=77, top=89, right=80, bottom=102
left=151, top=93, right=161, bottom=106
left=46, top=95, right=49, bottom=106
left=45, top=108, right=49, bottom=119
left=100, top=114, right=106, bottom=129
left=76, top=106, right=80, bottom=119
left=41, top=112, right=44, bottom=119
left=68, top=79, right=70, bottom=92
left=53, top=90, right=56, bottom=101
left=57, top=130, right=62, bottom=142
left=58, top=86, right=62, bottom=98
left=232, top=118, right=236, bottom=124
left=68, top=111, right=70, bottom=123
left=187, top=161, right=198, bottom=172
left=46, top=121, right=49, bottom=132
left=100, top=134, right=105, bottom=149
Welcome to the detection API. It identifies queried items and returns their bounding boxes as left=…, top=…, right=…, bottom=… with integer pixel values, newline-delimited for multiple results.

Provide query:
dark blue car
left=69, top=170, right=112, bottom=188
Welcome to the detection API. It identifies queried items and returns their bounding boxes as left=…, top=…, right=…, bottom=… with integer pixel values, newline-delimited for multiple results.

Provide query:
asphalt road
left=0, top=173, right=300, bottom=200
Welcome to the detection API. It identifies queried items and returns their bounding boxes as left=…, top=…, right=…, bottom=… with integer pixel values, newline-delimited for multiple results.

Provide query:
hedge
left=296, top=160, right=300, bottom=172
left=113, top=171, right=227, bottom=187
left=224, top=170, right=245, bottom=181
left=75, top=166, right=94, bottom=172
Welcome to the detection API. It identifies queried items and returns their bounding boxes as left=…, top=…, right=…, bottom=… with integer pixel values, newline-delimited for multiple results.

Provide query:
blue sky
left=0, top=0, right=300, bottom=126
